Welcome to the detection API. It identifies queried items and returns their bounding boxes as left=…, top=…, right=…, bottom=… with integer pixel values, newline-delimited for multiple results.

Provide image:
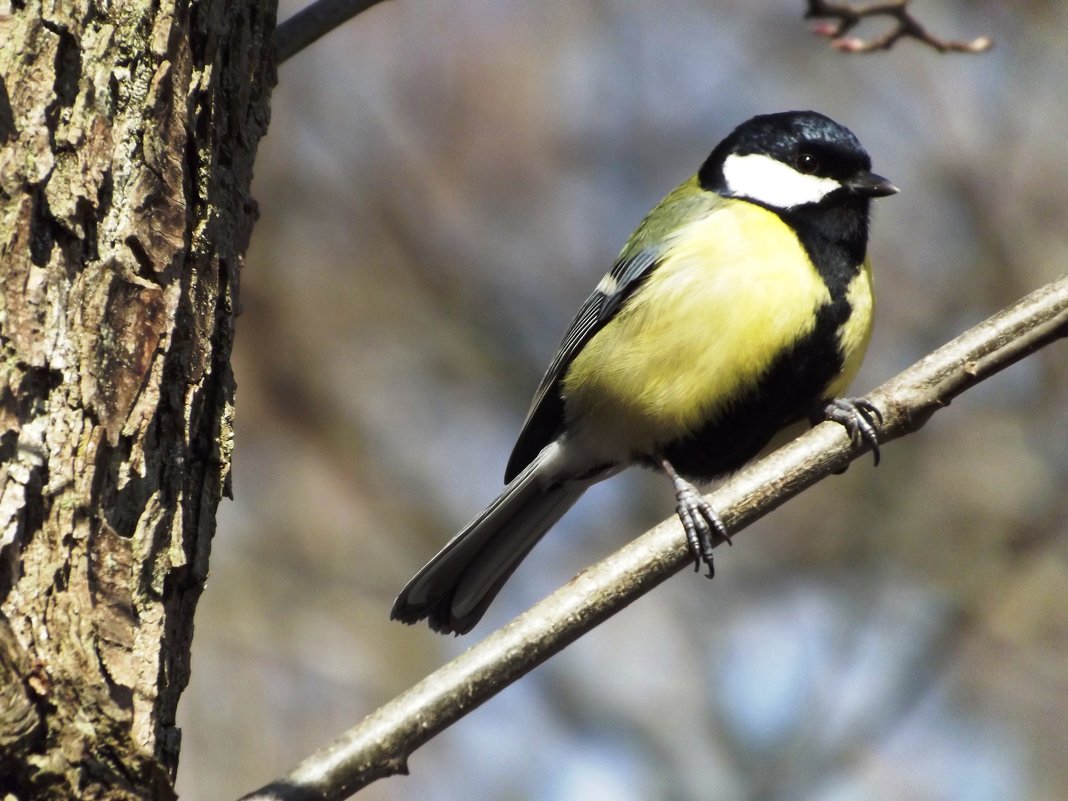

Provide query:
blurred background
left=176, top=1, right=1068, bottom=799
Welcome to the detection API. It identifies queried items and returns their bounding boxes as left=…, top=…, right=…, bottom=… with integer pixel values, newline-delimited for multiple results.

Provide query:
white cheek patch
left=722, top=153, right=842, bottom=209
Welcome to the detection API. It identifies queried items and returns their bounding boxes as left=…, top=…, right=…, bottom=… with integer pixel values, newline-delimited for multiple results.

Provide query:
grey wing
left=503, top=248, right=660, bottom=482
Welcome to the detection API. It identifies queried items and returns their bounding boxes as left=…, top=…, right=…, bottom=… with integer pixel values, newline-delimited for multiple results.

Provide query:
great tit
left=392, top=110, right=897, bottom=635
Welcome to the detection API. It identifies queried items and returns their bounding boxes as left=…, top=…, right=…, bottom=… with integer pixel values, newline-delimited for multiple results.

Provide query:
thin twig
left=805, top=0, right=993, bottom=53
left=275, top=0, right=391, bottom=64
left=239, top=276, right=1068, bottom=801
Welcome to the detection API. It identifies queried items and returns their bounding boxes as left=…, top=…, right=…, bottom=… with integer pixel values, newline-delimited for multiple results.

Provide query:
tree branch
left=276, top=0, right=390, bottom=64
left=240, top=275, right=1068, bottom=801
left=805, top=0, right=993, bottom=53
left=274, top=1, right=991, bottom=66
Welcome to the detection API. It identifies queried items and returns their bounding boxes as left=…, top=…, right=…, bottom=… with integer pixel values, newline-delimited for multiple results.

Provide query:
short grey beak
left=847, top=171, right=899, bottom=198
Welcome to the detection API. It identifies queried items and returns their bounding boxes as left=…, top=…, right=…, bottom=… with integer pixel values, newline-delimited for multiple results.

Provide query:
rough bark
left=0, top=0, right=275, bottom=797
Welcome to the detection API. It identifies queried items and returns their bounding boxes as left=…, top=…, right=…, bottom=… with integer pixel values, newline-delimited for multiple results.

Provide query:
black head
left=698, top=111, right=896, bottom=210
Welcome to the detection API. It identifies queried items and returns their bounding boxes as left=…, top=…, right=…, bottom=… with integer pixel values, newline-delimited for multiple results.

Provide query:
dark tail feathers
left=391, top=466, right=586, bottom=635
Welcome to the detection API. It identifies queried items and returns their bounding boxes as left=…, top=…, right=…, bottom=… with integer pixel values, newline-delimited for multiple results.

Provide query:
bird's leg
left=813, top=397, right=883, bottom=468
left=656, top=455, right=731, bottom=578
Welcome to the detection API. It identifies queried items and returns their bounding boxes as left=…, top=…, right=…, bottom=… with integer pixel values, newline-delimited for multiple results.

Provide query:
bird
left=391, top=110, right=897, bottom=635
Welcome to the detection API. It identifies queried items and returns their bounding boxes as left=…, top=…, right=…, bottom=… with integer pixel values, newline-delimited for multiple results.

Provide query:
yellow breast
left=562, top=201, right=834, bottom=454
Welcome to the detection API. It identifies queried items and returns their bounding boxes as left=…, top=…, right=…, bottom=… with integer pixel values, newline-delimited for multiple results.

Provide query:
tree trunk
left=0, top=0, right=275, bottom=797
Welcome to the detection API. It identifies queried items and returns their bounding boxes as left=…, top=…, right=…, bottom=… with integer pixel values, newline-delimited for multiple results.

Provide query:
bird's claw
left=674, top=483, right=731, bottom=578
left=816, top=397, right=883, bottom=467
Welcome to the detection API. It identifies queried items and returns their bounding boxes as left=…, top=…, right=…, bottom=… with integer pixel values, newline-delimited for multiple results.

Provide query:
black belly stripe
left=652, top=295, right=851, bottom=481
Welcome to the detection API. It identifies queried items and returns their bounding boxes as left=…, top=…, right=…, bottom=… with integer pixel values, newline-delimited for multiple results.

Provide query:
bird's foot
left=674, top=481, right=731, bottom=577
left=656, top=455, right=731, bottom=577
left=815, top=397, right=883, bottom=469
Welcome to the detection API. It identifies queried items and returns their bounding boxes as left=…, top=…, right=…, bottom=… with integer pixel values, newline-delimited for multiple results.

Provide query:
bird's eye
left=795, top=152, right=819, bottom=174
